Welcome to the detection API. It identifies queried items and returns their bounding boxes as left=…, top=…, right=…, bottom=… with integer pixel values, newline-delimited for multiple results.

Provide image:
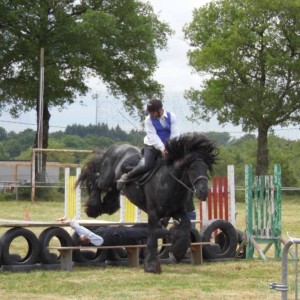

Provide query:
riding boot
left=116, top=164, right=149, bottom=190
left=127, top=164, right=149, bottom=179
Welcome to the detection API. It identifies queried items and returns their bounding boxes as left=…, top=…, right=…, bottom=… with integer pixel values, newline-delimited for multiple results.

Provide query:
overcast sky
left=0, top=0, right=299, bottom=140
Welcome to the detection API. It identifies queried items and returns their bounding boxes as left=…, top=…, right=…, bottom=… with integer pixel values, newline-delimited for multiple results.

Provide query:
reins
left=167, top=167, right=208, bottom=195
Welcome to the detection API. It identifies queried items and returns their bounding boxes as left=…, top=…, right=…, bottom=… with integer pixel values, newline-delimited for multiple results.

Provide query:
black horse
left=77, top=133, right=218, bottom=273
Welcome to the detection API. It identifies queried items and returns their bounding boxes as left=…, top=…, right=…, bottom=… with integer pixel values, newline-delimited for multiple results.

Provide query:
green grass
left=0, top=197, right=299, bottom=299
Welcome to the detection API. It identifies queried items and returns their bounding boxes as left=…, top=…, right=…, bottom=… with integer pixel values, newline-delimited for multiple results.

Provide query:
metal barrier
left=270, top=237, right=300, bottom=300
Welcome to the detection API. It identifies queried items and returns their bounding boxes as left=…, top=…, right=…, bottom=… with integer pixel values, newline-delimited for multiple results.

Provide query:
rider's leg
left=117, top=146, right=159, bottom=189
left=127, top=145, right=159, bottom=178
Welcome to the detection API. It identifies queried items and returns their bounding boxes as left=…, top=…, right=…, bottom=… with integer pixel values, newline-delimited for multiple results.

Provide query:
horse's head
left=165, top=133, right=219, bottom=201
left=188, top=158, right=209, bottom=201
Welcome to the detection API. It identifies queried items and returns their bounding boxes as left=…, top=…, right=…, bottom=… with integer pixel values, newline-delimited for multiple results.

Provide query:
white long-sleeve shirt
left=69, top=220, right=104, bottom=246
left=144, top=110, right=180, bottom=152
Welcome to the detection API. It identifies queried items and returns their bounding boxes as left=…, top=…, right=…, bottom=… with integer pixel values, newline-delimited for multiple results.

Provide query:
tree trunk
left=256, top=127, right=269, bottom=175
left=34, top=100, right=50, bottom=182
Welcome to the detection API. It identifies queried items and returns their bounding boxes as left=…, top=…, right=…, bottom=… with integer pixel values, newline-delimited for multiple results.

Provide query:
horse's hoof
left=144, top=261, right=162, bottom=274
left=144, top=268, right=161, bottom=274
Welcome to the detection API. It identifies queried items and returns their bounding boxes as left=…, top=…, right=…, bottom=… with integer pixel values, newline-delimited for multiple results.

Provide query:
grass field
left=0, top=197, right=299, bottom=300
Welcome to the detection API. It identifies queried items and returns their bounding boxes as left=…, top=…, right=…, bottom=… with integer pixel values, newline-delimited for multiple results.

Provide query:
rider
left=117, top=98, right=180, bottom=190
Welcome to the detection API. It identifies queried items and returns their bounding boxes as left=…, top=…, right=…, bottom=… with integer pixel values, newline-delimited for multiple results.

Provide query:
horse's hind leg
left=144, top=212, right=161, bottom=274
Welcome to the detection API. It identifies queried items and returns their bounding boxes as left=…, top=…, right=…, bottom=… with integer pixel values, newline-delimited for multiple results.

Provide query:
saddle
left=120, top=152, right=160, bottom=185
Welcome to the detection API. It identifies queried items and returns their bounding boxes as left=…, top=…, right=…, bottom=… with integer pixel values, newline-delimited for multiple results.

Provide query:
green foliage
left=0, top=127, right=8, bottom=141
left=0, top=124, right=144, bottom=162
left=0, top=0, right=172, bottom=162
left=64, top=123, right=144, bottom=145
left=210, top=133, right=299, bottom=188
left=268, top=136, right=298, bottom=187
left=184, top=0, right=300, bottom=175
left=0, top=125, right=300, bottom=188
left=0, top=0, right=172, bottom=113
left=204, top=131, right=232, bottom=146
left=1, top=129, right=35, bottom=159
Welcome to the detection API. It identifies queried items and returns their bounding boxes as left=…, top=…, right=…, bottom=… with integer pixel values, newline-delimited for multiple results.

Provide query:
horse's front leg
left=169, top=212, right=191, bottom=262
left=144, top=211, right=161, bottom=274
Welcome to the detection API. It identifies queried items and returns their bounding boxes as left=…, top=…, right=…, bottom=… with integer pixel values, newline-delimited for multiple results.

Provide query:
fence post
left=274, top=164, right=282, bottom=258
left=228, top=165, right=236, bottom=227
left=119, top=195, right=141, bottom=223
left=245, top=165, right=254, bottom=259
left=64, top=168, right=81, bottom=220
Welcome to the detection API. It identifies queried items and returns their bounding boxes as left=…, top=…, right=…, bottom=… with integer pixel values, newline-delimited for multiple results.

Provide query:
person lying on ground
left=57, top=217, right=104, bottom=246
left=57, top=217, right=169, bottom=247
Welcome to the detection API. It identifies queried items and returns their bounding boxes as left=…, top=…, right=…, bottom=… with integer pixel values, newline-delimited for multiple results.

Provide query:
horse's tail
left=76, top=152, right=121, bottom=218
left=76, top=154, right=104, bottom=218
left=76, top=153, right=104, bottom=192
left=84, top=188, right=103, bottom=218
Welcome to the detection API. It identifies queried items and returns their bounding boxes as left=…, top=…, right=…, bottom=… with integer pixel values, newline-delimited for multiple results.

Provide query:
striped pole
left=64, top=168, right=81, bottom=220
left=119, top=195, right=141, bottom=223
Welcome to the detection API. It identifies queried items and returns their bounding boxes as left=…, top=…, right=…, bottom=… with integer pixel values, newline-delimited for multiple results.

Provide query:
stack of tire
left=0, top=220, right=246, bottom=267
left=0, top=227, right=73, bottom=266
left=200, top=219, right=246, bottom=260
left=0, top=227, right=126, bottom=267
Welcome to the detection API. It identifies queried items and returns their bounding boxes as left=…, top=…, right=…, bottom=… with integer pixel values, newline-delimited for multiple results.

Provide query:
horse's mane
left=164, top=133, right=219, bottom=172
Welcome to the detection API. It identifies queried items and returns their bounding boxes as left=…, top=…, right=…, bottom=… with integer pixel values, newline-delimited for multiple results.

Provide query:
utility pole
left=37, top=48, right=44, bottom=174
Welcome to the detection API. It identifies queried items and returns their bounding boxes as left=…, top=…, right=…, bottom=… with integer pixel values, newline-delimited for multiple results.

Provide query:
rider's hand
left=56, top=217, right=70, bottom=224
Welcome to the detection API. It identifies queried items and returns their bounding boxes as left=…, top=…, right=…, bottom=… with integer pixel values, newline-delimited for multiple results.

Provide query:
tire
left=200, top=219, right=238, bottom=259
left=190, top=228, right=201, bottom=243
left=106, top=248, right=128, bottom=261
left=0, top=227, right=39, bottom=265
left=159, top=228, right=201, bottom=259
left=214, top=228, right=246, bottom=259
left=39, top=227, right=73, bottom=264
left=0, top=237, right=2, bottom=266
left=215, top=232, right=228, bottom=250
left=183, top=228, right=202, bottom=259
left=71, top=232, right=107, bottom=263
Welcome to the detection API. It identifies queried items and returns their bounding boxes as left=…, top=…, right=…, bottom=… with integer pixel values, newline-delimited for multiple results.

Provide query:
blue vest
left=150, top=112, right=171, bottom=144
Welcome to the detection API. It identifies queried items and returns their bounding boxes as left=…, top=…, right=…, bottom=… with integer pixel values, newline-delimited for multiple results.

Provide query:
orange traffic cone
left=24, top=207, right=30, bottom=221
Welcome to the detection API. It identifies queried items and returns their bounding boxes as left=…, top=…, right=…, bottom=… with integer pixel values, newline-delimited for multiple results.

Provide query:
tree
left=5, top=129, right=35, bottom=159
left=184, top=0, right=300, bottom=175
left=0, top=127, right=7, bottom=141
left=204, top=131, right=232, bottom=146
left=0, top=0, right=172, bottom=178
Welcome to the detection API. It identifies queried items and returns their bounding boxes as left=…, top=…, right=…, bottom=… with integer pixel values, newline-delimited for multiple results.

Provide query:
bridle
left=167, top=164, right=208, bottom=195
